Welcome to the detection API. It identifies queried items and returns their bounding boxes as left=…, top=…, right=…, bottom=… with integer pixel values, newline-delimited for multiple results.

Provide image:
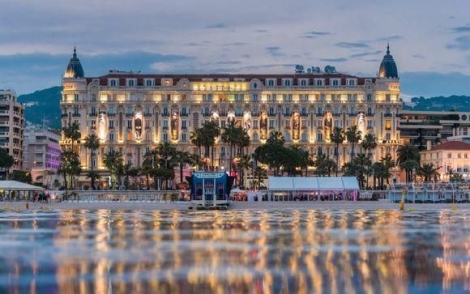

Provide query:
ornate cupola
left=378, top=44, right=398, bottom=79
left=64, top=47, right=85, bottom=78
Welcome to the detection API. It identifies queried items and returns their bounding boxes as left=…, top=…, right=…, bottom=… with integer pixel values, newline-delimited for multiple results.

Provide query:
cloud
left=412, top=54, right=425, bottom=59
left=451, top=25, right=470, bottom=33
left=206, top=23, right=227, bottom=29
left=320, top=58, right=348, bottom=62
left=222, top=42, right=247, bottom=46
left=335, top=42, right=369, bottom=49
left=446, top=36, right=470, bottom=50
left=350, top=50, right=381, bottom=58
left=375, top=35, right=404, bottom=42
left=265, top=47, right=284, bottom=57
left=215, top=61, right=242, bottom=65
left=303, top=31, right=331, bottom=38
left=255, top=29, right=268, bottom=33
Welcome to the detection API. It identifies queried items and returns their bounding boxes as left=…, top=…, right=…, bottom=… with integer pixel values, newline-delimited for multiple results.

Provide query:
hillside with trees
left=17, top=86, right=62, bottom=129
left=404, top=95, right=470, bottom=111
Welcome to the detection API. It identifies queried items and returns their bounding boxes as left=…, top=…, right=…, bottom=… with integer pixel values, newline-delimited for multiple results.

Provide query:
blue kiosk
left=188, top=172, right=233, bottom=209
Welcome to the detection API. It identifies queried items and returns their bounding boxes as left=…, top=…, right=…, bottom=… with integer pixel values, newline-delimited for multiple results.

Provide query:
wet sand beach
left=2, top=200, right=468, bottom=212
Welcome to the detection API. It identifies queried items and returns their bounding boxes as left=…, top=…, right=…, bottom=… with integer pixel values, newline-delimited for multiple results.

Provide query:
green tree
left=103, top=150, right=123, bottom=189
left=345, top=125, right=361, bottom=163
left=172, top=150, right=193, bottom=186
left=361, top=133, right=377, bottom=159
left=58, top=149, right=82, bottom=191
left=417, top=163, right=440, bottom=182
left=200, top=121, right=220, bottom=169
left=330, top=127, right=345, bottom=176
left=0, top=148, right=14, bottom=180
left=254, top=132, right=287, bottom=176
left=85, top=170, right=101, bottom=190
left=313, top=154, right=336, bottom=177
left=63, top=121, right=81, bottom=151
left=83, top=133, right=100, bottom=189
left=253, top=166, right=268, bottom=190
left=397, top=144, right=420, bottom=183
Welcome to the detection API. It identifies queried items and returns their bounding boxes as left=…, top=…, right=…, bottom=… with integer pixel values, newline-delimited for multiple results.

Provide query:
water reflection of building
left=4, top=209, right=470, bottom=293
left=60, top=46, right=401, bottom=186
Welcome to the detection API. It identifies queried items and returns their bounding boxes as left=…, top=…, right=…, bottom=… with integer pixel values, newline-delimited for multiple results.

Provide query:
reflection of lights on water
left=3, top=209, right=470, bottom=293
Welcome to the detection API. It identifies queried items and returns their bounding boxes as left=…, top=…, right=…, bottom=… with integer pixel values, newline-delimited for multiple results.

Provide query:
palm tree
left=63, top=121, right=81, bottom=151
left=353, top=154, right=371, bottom=189
left=221, top=121, right=241, bottom=174
left=361, top=133, right=377, bottom=159
left=313, top=154, right=336, bottom=177
left=330, top=127, right=344, bottom=176
left=417, top=163, right=440, bottom=183
left=267, top=131, right=285, bottom=145
left=86, top=170, right=101, bottom=190
left=345, top=125, right=361, bottom=163
left=83, top=133, right=100, bottom=189
left=172, top=150, right=193, bottom=186
left=103, top=150, right=123, bottom=189
left=397, top=144, right=420, bottom=183
left=237, top=154, right=252, bottom=188
left=253, top=166, right=268, bottom=190
left=59, top=149, right=82, bottom=191
left=143, top=148, right=160, bottom=189
left=200, top=121, right=220, bottom=170
left=190, top=128, right=203, bottom=158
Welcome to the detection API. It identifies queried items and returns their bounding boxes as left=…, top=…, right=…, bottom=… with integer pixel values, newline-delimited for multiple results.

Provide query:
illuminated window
left=182, top=94, right=187, bottom=102
left=385, top=120, right=391, bottom=130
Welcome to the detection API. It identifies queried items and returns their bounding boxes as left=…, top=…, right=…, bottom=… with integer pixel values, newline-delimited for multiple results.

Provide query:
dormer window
left=109, top=79, right=118, bottom=87
left=315, top=79, right=324, bottom=86
left=331, top=79, right=340, bottom=86
left=127, top=79, right=136, bottom=87
left=283, top=79, right=292, bottom=87
left=266, top=79, right=276, bottom=87
left=347, top=79, right=356, bottom=86
left=299, top=79, right=308, bottom=86
left=144, top=79, right=154, bottom=87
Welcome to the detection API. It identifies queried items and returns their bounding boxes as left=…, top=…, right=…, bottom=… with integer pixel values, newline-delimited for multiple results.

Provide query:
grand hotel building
left=60, top=47, right=401, bottom=184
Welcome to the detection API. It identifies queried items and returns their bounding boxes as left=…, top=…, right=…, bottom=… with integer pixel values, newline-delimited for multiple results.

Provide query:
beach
left=2, top=200, right=469, bottom=212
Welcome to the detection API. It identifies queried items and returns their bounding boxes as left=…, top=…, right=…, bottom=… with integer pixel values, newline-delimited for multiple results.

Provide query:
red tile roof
left=430, top=141, right=470, bottom=151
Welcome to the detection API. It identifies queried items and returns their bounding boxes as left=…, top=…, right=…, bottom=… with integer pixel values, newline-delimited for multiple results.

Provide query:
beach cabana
left=267, top=177, right=360, bottom=201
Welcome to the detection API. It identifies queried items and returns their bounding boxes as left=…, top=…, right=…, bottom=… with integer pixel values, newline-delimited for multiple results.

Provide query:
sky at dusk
left=2, top=0, right=470, bottom=98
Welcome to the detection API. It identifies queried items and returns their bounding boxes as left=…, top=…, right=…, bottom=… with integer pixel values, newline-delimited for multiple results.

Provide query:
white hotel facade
left=60, top=47, right=401, bottom=185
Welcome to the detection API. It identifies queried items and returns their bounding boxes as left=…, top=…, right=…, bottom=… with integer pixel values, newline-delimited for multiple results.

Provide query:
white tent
left=267, top=177, right=359, bottom=191
left=0, top=181, right=45, bottom=191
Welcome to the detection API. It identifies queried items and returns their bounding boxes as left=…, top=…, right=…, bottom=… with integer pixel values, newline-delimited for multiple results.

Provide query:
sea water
left=0, top=208, right=469, bottom=293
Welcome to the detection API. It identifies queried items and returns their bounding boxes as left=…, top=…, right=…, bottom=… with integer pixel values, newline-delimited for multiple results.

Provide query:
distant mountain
left=403, top=95, right=470, bottom=112
left=18, top=86, right=62, bottom=129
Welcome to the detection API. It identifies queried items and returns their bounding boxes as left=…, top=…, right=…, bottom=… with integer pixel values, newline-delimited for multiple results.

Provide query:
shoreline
left=1, top=200, right=469, bottom=212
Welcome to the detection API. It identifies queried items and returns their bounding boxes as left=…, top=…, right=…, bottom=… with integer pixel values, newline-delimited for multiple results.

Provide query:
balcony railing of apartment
left=144, top=112, right=152, bottom=117
left=89, top=113, right=97, bottom=117
left=72, top=113, right=81, bottom=117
